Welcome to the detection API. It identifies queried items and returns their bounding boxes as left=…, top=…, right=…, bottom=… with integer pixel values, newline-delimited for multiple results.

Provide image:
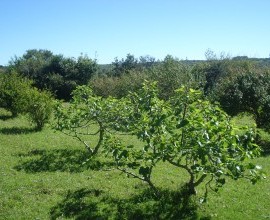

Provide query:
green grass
left=0, top=108, right=270, bottom=219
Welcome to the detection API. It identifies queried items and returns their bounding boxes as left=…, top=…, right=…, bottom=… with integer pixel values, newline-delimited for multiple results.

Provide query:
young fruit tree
left=55, top=81, right=264, bottom=200
left=104, top=82, right=264, bottom=200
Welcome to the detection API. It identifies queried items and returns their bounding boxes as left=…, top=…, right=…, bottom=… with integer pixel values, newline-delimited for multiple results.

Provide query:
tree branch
left=194, top=173, right=207, bottom=187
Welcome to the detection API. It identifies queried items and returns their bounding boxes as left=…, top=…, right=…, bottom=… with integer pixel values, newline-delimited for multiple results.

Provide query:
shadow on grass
left=259, top=140, right=270, bottom=156
left=14, top=148, right=115, bottom=173
left=256, top=136, right=270, bottom=156
left=0, top=114, right=15, bottom=121
left=50, top=187, right=211, bottom=220
left=0, top=126, right=37, bottom=135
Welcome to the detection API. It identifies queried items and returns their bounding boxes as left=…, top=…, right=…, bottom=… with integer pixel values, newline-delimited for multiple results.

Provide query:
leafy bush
left=0, top=72, right=54, bottom=130
left=8, top=49, right=98, bottom=100
left=0, top=72, right=33, bottom=116
left=212, top=71, right=270, bottom=130
left=23, top=88, right=54, bottom=130
left=192, top=57, right=254, bottom=96
left=91, top=55, right=199, bottom=100
left=111, top=54, right=156, bottom=77
left=191, top=55, right=270, bottom=130
left=149, top=55, right=193, bottom=99
left=89, top=70, right=149, bottom=98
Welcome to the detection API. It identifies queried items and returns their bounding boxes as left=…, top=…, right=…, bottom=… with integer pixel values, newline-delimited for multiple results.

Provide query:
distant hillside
left=250, top=58, right=270, bottom=67
left=98, top=57, right=270, bottom=69
left=181, top=57, right=270, bottom=67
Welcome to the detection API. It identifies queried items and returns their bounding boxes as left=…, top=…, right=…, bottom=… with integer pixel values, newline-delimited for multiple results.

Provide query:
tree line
left=1, top=48, right=270, bottom=131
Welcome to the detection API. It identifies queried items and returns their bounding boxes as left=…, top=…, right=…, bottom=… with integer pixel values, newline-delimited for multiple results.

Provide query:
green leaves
left=212, top=70, right=270, bottom=130
left=8, top=49, right=98, bottom=100
left=54, top=81, right=264, bottom=200
left=0, top=72, right=54, bottom=130
left=176, top=119, right=189, bottom=128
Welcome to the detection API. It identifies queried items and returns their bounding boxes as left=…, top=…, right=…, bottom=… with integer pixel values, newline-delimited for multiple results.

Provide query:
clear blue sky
left=1, top=0, right=269, bottom=65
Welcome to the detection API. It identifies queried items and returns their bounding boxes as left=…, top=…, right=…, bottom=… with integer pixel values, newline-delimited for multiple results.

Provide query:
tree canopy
left=8, top=49, right=98, bottom=100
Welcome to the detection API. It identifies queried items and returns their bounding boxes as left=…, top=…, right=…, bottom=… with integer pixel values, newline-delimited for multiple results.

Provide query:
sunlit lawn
left=0, top=108, right=269, bottom=219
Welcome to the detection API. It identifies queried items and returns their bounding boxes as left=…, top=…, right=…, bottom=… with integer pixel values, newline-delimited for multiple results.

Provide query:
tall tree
left=112, top=54, right=138, bottom=77
left=8, top=49, right=98, bottom=100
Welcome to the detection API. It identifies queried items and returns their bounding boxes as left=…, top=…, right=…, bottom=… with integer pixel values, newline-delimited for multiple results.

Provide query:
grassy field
left=0, top=108, right=270, bottom=219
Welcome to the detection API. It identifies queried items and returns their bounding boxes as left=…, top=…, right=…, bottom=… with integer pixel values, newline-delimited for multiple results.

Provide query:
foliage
left=8, top=49, right=98, bottom=100
left=0, top=72, right=33, bottom=116
left=54, top=85, right=131, bottom=155
left=190, top=53, right=270, bottom=130
left=90, top=54, right=156, bottom=98
left=99, top=54, right=199, bottom=100
left=104, top=82, right=263, bottom=200
left=0, top=72, right=54, bottom=130
left=167, top=87, right=263, bottom=196
left=104, top=82, right=170, bottom=193
left=149, top=55, right=193, bottom=99
left=232, top=114, right=270, bottom=154
left=111, top=54, right=156, bottom=77
left=56, top=81, right=264, bottom=201
left=196, top=58, right=253, bottom=94
left=112, top=54, right=138, bottom=77
left=212, top=70, right=270, bottom=130
left=23, top=88, right=54, bottom=130
left=89, top=69, right=149, bottom=98
left=0, top=66, right=6, bottom=74
left=8, top=49, right=53, bottom=87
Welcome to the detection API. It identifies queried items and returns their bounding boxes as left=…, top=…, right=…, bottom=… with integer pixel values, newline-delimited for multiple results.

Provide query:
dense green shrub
left=90, top=55, right=197, bottom=100
left=112, top=54, right=139, bottom=77
left=89, top=70, right=149, bottom=98
left=191, top=58, right=255, bottom=95
left=0, top=72, right=54, bottom=130
left=8, top=49, right=98, bottom=100
left=149, top=55, right=193, bottom=99
left=0, top=72, right=33, bottom=116
left=23, top=88, right=54, bottom=130
left=190, top=56, right=270, bottom=129
left=111, top=54, right=156, bottom=77
left=212, top=71, right=270, bottom=130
